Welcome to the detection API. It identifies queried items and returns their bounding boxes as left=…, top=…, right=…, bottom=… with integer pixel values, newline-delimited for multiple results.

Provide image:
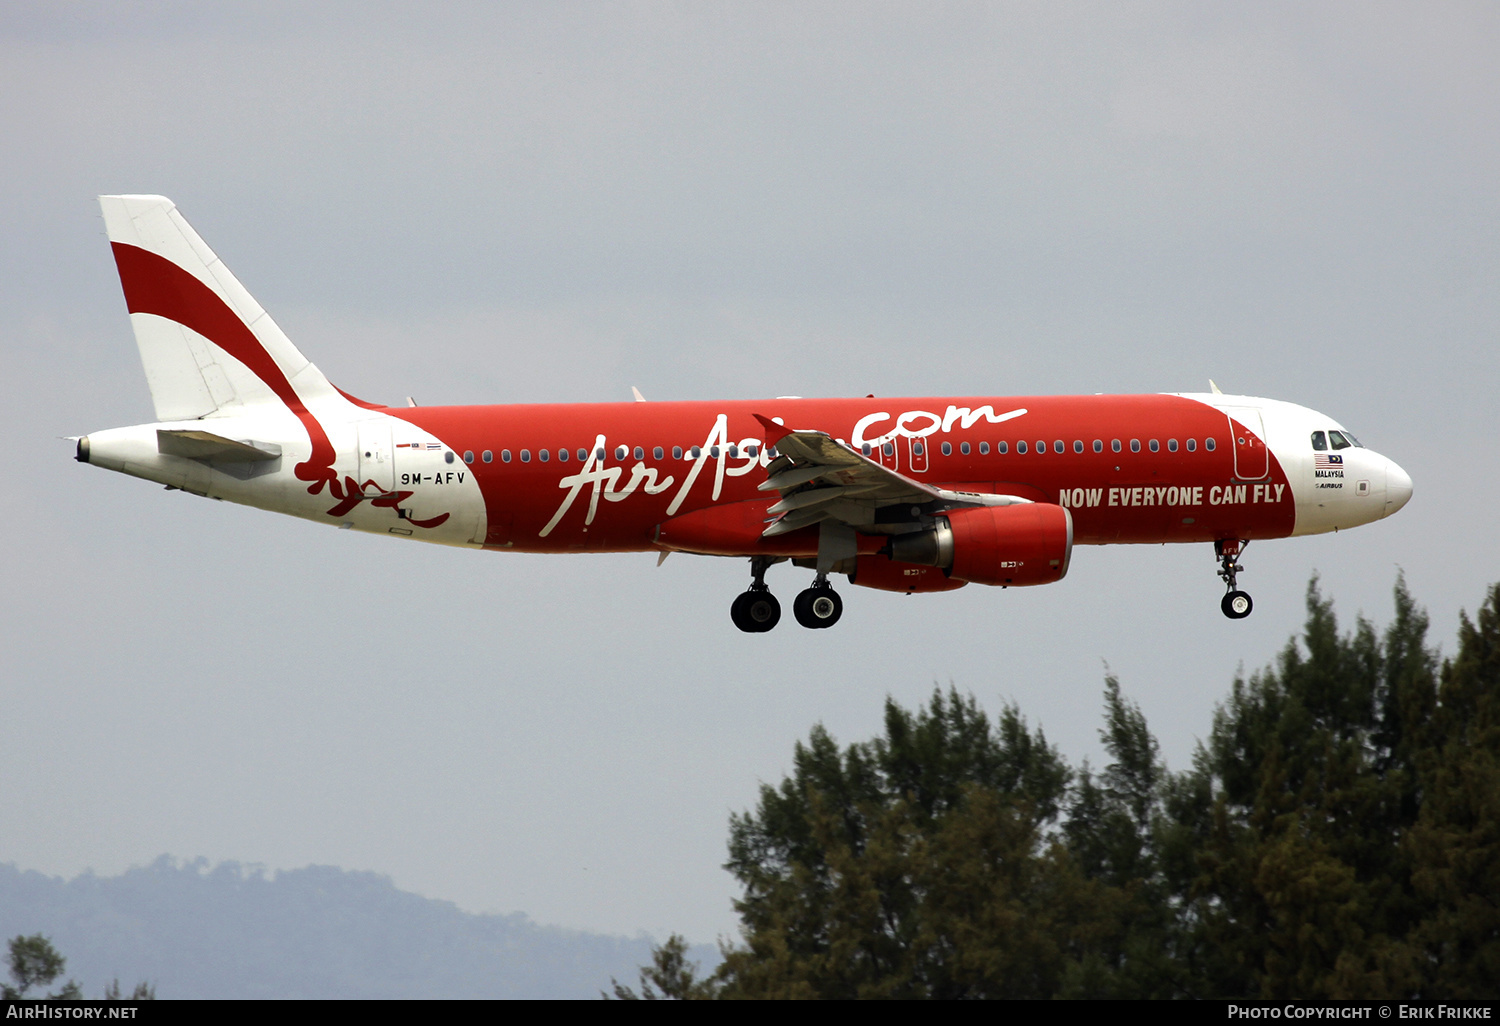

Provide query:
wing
left=753, top=415, right=1030, bottom=538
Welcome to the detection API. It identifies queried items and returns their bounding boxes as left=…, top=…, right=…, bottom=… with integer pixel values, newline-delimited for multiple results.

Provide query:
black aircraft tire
left=794, top=587, right=843, bottom=629
left=730, top=591, right=756, bottom=632
left=746, top=592, right=781, bottom=632
left=1221, top=590, right=1253, bottom=620
left=733, top=590, right=781, bottom=632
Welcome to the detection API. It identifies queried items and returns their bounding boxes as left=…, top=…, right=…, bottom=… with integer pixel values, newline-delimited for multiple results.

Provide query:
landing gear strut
left=793, top=575, right=843, bottom=629
left=1216, top=539, right=1253, bottom=619
left=730, top=557, right=782, bottom=633
left=729, top=557, right=844, bottom=632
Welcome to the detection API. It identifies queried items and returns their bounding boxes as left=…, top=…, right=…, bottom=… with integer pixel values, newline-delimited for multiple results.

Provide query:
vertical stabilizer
left=100, top=195, right=336, bottom=421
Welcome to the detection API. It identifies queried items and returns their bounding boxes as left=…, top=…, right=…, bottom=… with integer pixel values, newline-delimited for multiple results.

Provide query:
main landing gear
left=1216, top=539, right=1253, bottom=620
left=793, top=580, right=843, bottom=630
left=730, top=557, right=782, bottom=633
left=730, top=557, right=843, bottom=632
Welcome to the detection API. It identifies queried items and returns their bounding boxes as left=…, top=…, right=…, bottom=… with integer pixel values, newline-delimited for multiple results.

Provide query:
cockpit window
left=1328, top=430, right=1352, bottom=451
left=1311, top=431, right=1328, bottom=451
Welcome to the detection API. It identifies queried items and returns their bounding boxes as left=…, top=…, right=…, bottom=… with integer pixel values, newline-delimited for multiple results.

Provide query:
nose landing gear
left=1216, top=539, right=1253, bottom=619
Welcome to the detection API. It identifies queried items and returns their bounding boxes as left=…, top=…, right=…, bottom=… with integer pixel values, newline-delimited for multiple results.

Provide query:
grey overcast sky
left=2, top=2, right=1496, bottom=944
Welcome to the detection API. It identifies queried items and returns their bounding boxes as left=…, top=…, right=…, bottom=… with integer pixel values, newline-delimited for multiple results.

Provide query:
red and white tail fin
left=100, top=195, right=338, bottom=422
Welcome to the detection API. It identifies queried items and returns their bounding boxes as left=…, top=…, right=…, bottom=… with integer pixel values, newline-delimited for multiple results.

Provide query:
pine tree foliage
left=2, top=934, right=154, bottom=1001
left=3, top=935, right=81, bottom=1000
left=606, top=935, right=715, bottom=1000
left=626, top=577, right=1500, bottom=999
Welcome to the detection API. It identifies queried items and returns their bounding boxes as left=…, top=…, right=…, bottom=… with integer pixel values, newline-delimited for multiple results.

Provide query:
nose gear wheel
left=1222, top=590, right=1253, bottom=619
left=1215, top=539, right=1252, bottom=619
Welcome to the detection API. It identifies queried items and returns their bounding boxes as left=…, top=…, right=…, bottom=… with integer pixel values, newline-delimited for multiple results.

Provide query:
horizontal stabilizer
left=157, top=429, right=281, bottom=463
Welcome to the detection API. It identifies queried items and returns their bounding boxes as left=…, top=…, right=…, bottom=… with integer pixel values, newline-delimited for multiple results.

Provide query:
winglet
left=753, top=414, right=792, bottom=445
left=632, top=387, right=646, bottom=402
left=1209, top=379, right=1223, bottom=395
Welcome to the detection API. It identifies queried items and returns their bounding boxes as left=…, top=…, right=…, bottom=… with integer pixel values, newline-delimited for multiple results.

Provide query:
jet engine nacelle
left=847, top=556, right=968, bottom=593
left=888, top=503, right=1073, bottom=587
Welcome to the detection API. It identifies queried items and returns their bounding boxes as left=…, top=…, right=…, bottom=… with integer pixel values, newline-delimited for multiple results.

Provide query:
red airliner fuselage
left=389, top=394, right=1294, bottom=554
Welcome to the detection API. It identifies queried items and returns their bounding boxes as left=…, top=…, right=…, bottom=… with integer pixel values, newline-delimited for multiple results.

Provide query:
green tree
left=607, top=934, right=717, bottom=999
left=1404, top=584, right=1500, bottom=997
left=713, top=688, right=1092, bottom=998
left=2, top=935, right=81, bottom=1000
left=617, top=576, right=1500, bottom=1000
left=1, top=934, right=155, bottom=1001
left=1058, top=676, right=1184, bottom=998
left=1172, top=577, right=1440, bottom=999
left=102, top=979, right=157, bottom=1001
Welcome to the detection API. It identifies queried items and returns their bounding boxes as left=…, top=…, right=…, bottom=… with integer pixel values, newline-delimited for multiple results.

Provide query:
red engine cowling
left=847, top=556, right=968, bottom=594
left=945, top=504, right=1073, bottom=586
left=887, top=503, right=1073, bottom=588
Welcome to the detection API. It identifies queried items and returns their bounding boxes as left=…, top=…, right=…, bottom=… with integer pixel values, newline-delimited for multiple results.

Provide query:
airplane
left=76, top=196, right=1413, bottom=631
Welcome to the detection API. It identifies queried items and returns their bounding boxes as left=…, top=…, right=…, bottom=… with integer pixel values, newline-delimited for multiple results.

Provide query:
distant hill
left=0, top=857, right=717, bottom=999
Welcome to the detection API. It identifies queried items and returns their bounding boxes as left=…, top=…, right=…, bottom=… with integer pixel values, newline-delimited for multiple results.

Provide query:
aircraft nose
left=1385, top=458, right=1413, bottom=518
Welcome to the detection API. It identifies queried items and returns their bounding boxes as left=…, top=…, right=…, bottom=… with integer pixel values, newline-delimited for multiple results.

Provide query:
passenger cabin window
left=1130, top=439, right=1141, bottom=453
left=463, top=450, right=474, bottom=464
left=1312, top=431, right=1328, bottom=451
left=883, top=442, right=894, bottom=456
left=1186, top=438, right=1196, bottom=452
left=634, top=446, right=645, bottom=460
left=691, top=446, right=702, bottom=458
left=501, top=449, right=512, bottom=462
left=941, top=442, right=952, bottom=456
left=1168, top=439, right=1178, bottom=452
left=960, top=442, right=970, bottom=455
left=1017, top=441, right=1028, bottom=454
left=1073, top=440, right=1083, bottom=454
left=520, top=449, right=531, bottom=463
left=1206, top=438, right=1216, bottom=451
left=728, top=445, right=738, bottom=458
left=997, top=441, right=1007, bottom=454
left=673, top=446, right=683, bottom=460
left=1053, top=440, right=1064, bottom=454
left=577, top=448, right=588, bottom=461
left=444, top=451, right=455, bottom=464
left=538, top=449, right=549, bottom=462
left=482, top=450, right=493, bottom=463
left=1093, top=439, right=1103, bottom=453
left=979, top=442, right=989, bottom=455
left=862, top=443, right=872, bottom=456
left=913, top=442, right=925, bottom=456
left=747, top=445, right=758, bottom=457
left=1036, top=440, right=1046, bottom=454
left=1149, top=439, right=1159, bottom=453
left=1112, top=439, right=1122, bottom=453
left=1328, top=431, right=1353, bottom=450
left=653, top=446, right=664, bottom=460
